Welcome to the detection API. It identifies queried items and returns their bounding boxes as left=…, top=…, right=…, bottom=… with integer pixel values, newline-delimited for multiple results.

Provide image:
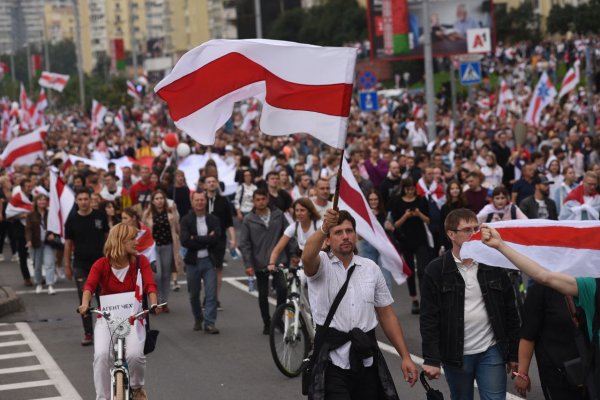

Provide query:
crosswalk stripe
left=0, top=364, right=44, bottom=374
left=0, top=330, right=19, bottom=336
left=0, top=379, right=54, bottom=391
left=0, top=351, right=35, bottom=360
left=0, top=340, right=27, bottom=347
left=15, top=323, right=82, bottom=400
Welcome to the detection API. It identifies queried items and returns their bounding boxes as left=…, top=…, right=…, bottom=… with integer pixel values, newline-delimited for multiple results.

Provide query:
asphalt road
left=0, top=248, right=544, bottom=400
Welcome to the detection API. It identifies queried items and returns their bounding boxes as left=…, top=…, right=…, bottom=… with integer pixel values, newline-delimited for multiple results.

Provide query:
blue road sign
left=359, top=91, right=378, bottom=112
left=459, top=61, right=482, bottom=85
left=358, top=71, right=377, bottom=90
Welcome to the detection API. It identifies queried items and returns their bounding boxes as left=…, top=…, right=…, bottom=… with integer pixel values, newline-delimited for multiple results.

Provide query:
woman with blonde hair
left=79, top=223, right=159, bottom=400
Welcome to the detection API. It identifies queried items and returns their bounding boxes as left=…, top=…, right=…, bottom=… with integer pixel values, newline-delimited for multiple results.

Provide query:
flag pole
left=331, top=149, right=345, bottom=211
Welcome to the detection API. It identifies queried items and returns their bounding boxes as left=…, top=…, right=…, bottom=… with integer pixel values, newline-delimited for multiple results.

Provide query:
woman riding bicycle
left=78, top=223, right=160, bottom=400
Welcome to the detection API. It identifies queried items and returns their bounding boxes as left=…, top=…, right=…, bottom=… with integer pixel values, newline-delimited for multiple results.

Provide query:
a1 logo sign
left=467, top=28, right=491, bottom=54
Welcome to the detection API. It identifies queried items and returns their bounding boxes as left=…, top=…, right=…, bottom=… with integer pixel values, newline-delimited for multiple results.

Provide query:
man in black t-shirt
left=64, top=189, right=109, bottom=346
left=265, top=171, right=292, bottom=213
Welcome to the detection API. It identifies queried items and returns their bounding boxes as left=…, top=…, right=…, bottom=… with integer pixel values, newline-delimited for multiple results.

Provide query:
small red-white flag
left=240, top=99, right=259, bottom=132
left=31, top=89, right=48, bottom=127
left=38, top=71, right=70, bottom=92
left=133, top=263, right=146, bottom=340
left=0, top=125, right=47, bottom=167
left=5, top=188, right=33, bottom=222
left=339, top=158, right=410, bottom=284
left=19, top=83, right=33, bottom=129
left=558, top=61, right=580, bottom=100
left=496, top=79, right=513, bottom=118
left=127, top=80, right=140, bottom=99
left=1, top=102, right=12, bottom=142
left=524, top=72, right=556, bottom=126
left=115, top=109, right=126, bottom=137
left=136, top=223, right=156, bottom=264
left=155, top=39, right=356, bottom=149
left=48, top=170, right=75, bottom=238
left=461, top=219, right=600, bottom=278
left=91, top=99, right=107, bottom=136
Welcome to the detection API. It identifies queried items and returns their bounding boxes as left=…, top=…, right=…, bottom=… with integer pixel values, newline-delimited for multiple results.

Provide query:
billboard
left=366, top=0, right=494, bottom=60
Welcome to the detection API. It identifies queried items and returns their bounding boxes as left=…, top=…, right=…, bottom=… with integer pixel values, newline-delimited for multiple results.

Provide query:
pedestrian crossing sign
left=359, top=90, right=378, bottom=112
left=459, top=61, right=481, bottom=85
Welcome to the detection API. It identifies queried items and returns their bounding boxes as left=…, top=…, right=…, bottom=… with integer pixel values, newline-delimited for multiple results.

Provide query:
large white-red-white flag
left=558, top=61, right=580, bottom=100
left=339, top=158, right=410, bottom=284
left=38, top=71, right=70, bottom=92
left=524, top=72, right=556, bottom=126
left=461, top=219, right=600, bottom=277
left=48, top=171, right=75, bottom=237
left=155, top=39, right=356, bottom=149
left=0, top=125, right=47, bottom=167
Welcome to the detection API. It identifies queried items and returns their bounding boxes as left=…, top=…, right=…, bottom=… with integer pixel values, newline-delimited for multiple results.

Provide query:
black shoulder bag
left=135, top=256, right=160, bottom=355
left=301, top=264, right=356, bottom=395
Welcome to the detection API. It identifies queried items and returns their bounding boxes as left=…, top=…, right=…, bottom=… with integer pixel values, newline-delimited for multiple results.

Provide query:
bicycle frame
left=281, top=267, right=315, bottom=343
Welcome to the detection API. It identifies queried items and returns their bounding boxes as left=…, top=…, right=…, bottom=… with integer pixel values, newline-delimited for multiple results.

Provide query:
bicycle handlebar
left=76, top=302, right=168, bottom=319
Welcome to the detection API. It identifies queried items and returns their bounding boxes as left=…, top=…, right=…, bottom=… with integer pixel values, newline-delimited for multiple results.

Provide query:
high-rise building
left=207, top=0, right=238, bottom=40
left=0, top=0, right=45, bottom=56
left=44, top=1, right=76, bottom=44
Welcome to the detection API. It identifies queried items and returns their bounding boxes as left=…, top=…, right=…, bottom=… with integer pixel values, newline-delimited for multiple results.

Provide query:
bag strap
left=511, top=204, right=517, bottom=220
left=323, top=264, right=356, bottom=329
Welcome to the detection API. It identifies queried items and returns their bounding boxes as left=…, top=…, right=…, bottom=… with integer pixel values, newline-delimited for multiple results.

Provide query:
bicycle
left=81, top=302, right=166, bottom=400
left=269, top=265, right=315, bottom=377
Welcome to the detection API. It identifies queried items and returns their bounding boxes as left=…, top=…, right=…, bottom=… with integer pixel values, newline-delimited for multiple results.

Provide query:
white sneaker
left=57, top=268, right=66, bottom=280
left=0, top=254, right=5, bottom=262
left=48, top=285, right=56, bottom=295
left=35, top=285, right=43, bottom=294
left=10, top=254, right=18, bottom=262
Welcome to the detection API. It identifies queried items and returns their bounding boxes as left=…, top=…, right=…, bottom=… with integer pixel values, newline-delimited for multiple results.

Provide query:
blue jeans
left=186, top=257, right=217, bottom=327
left=32, top=245, right=55, bottom=286
left=443, top=344, right=506, bottom=400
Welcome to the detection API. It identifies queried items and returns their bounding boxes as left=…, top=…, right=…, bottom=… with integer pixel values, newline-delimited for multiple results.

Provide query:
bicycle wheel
left=269, top=302, right=310, bottom=377
left=114, top=370, right=126, bottom=400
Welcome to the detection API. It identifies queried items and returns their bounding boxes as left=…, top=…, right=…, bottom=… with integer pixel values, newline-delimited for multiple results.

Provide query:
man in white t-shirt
left=302, top=208, right=418, bottom=398
left=311, top=178, right=333, bottom=220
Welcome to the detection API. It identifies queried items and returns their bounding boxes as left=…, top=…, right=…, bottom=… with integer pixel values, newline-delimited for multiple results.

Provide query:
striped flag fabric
left=38, top=71, right=70, bottom=92
left=136, top=223, right=156, bottom=264
left=155, top=39, right=356, bottom=149
left=240, top=99, right=259, bottom=132
left=6, top=189, right=33, bottom=221
left=496, top=79, right=513, bottom=118
left=461, top=219, right=600, bottom=278
left=133, top=265, right=146, bottom=340
left=31, top=89, right=48, bottom=127
left=91, top=99, right=107, bottom=136
left=48, top=171, right=75, bottom=237
left=339, top=158, right=410, bottom=285
left=0, top=125, right=47, bottom=167
left=524, top=72, right=556, bottom=126
left=558, top=60, right=580, bottom=100
left=1, top=102, right=12, bottom=142
left=115, top=109, right=126, bottom=137
left=127, top=80, right=140, bottom=99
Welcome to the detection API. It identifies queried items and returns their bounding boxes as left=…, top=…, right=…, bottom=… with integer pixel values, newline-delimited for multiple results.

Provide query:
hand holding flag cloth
left=461, top=219, right=600, bottom=278
left=155, top=39, right=356, bottom=149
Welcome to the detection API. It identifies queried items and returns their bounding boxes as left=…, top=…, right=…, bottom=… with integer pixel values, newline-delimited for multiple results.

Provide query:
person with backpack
left=481, top=225, right=600, bottom=400
left=477, top=185, right=528, bottom=224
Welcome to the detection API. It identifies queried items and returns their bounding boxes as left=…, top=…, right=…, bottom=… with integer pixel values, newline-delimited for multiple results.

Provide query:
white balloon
left=176, top=143, right=191, bottom=158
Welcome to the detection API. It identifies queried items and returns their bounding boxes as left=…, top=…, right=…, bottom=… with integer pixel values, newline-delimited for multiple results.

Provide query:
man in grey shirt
left=302, top=208, right=418, bottom=398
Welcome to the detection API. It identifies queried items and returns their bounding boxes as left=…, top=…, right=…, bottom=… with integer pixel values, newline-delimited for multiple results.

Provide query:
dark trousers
left=402, top=244, right=431, bottom=297
left=256, top=269, right=286, bottom=326
left=324, top=363, right=380, bottom=400
left=0, top=220, right=17, bottom=255
left=74, top=265, right=99, bottom=336
left=12, top=222, right=30, bottom=280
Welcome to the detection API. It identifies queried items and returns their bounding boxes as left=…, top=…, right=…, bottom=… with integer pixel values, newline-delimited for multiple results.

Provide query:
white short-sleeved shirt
left=283, top=220, right=322, bottom=251
left=307, top=252, right=393, bottom=369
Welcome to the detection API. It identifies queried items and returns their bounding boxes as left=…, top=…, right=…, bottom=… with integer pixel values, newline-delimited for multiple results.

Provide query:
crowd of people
left=0, top=35, right=599, bottom=400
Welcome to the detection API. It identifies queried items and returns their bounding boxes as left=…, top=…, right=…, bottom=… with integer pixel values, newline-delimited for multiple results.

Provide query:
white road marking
left=224, top=276, right=524, bottom=400
left=0, top=379, right=54, bottom=391
left=0, top=351, right=35, bottom=360
left=15, top=288, right=77, bottom=295
left=0, top=330, right=19, bottom=336
left=0, top=340, right=27, bottom=347
left=0, top=364, right=45, bottom=374
left=15, top=323, right=83, bottom=399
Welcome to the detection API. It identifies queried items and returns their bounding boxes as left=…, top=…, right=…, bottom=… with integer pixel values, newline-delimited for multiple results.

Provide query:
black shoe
left=263, top=324, right=270, bottom=335
left=193, top=320, right=203, bottom=331
left=217, top=301, right=223, bottom=311
left=204, top=324, right=220, bottom=334
left=411, top=300, right=420, bottom=315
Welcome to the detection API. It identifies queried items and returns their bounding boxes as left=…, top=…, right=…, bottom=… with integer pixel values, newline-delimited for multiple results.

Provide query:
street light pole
left=254, top=0, right=263, bottom=38
left=72, top=0, right=86, bottom=107
left=422, top=0, right=437, bottom=142
left=585, top=44, right=595, bottom=136
left=130, top=0, right=139, bottom=81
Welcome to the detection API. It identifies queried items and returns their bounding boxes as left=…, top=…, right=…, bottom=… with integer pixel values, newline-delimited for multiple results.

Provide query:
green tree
left=48, top=40, right=77, bottom=75
left=494, top=1, right=540, bottom=44
left=268, top=0, right=367, bottom=46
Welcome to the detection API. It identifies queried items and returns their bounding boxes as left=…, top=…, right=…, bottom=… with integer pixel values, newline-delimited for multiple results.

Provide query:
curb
left=0, top=286, right=24, bottom=317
